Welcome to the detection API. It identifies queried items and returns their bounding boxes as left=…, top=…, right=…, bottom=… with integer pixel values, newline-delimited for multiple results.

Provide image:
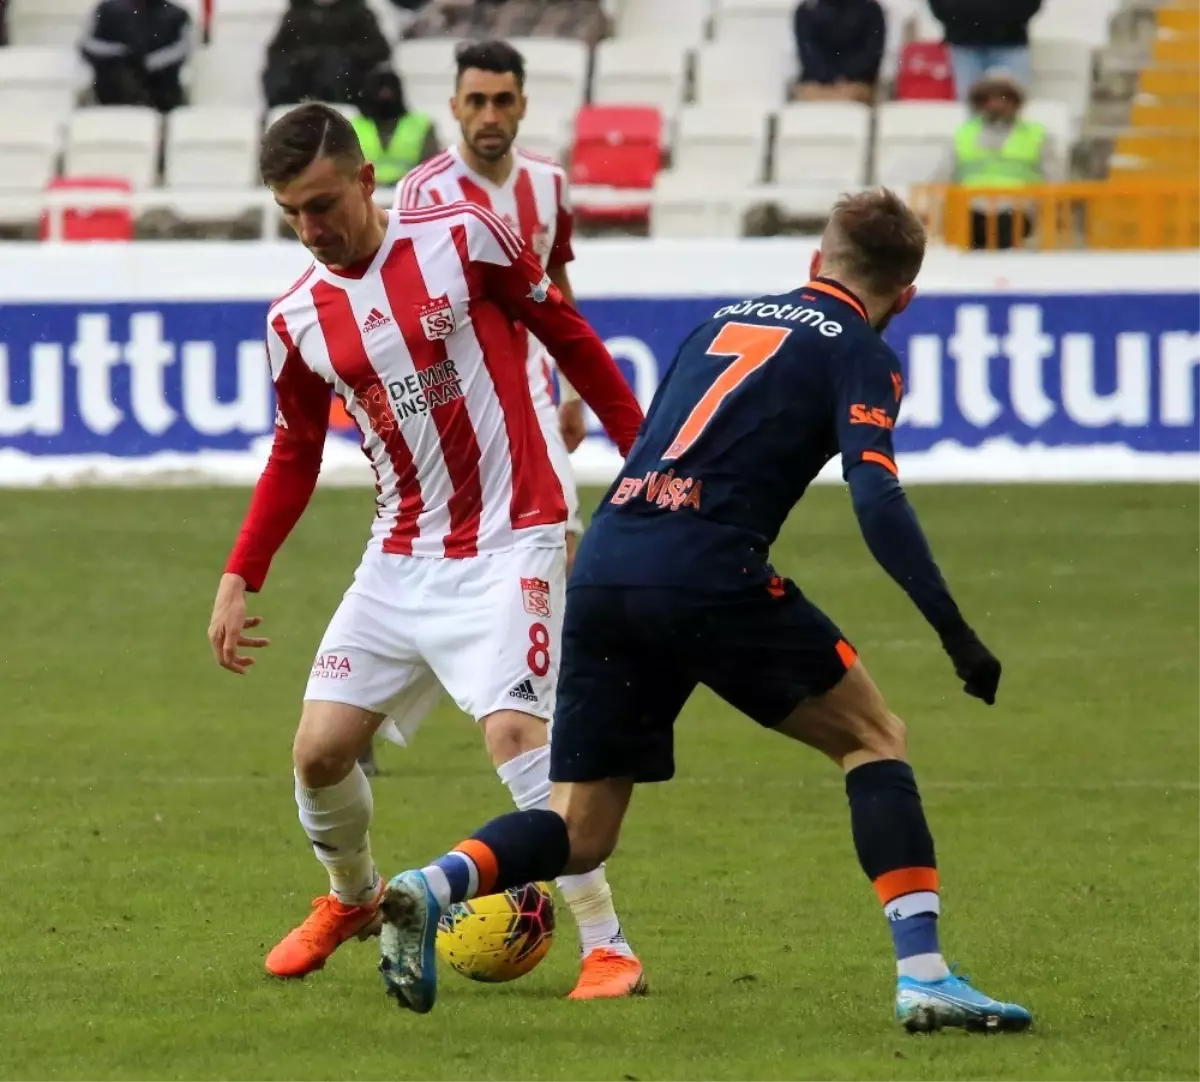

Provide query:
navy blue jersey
left=574, top=278, right=903, bottom=590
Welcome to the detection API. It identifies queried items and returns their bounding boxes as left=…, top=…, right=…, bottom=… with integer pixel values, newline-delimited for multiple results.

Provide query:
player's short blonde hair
left=823, top=188, right=927, bottom=299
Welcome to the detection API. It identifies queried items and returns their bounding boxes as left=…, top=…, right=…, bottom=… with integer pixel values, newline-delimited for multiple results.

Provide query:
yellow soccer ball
left=435, top=882, right=556, bottom=983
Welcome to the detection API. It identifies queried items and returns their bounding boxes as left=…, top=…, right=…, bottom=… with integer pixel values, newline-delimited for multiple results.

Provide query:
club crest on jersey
left=527, top=273, right=552, bottom=303
left=418, top=294, right=456, bottom=340
left=520, top=577, right=552, bottom=618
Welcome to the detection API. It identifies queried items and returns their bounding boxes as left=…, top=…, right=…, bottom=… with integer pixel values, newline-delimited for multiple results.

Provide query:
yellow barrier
left=1129, top=100, right=1200, bottom=131
left=1138, top=65, right=1200, bottom=98
left=1158, top=6, right=1200, bottom=34
left=911, top=181, right=1200, bottom=250
left=1151, top=33, right=1200, bottom=65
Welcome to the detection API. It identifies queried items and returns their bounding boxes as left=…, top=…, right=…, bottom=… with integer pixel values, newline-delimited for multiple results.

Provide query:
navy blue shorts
left=549, top=577, right=856, bottom=784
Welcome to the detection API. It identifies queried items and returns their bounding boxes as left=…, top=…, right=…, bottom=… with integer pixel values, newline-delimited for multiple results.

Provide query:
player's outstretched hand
left=208, top=573, right=270, bottom=675
left=940, top=625, right=1001, bottom=705
left=558, top=399, right=586, bottom=453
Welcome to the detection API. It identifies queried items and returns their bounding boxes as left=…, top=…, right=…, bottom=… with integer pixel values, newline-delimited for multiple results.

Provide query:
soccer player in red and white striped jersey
left=396, top=41, right=588, bottom=564
left=206, top=103, right=646, bottom=992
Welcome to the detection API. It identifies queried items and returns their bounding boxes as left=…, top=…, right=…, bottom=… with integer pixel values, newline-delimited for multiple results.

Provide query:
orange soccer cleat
left=567, top=948, right=648, bottom=1000
left=265, top=883, right=385, bottom=979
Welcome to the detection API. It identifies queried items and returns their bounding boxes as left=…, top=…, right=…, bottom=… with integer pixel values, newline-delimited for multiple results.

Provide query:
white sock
left=496, top=746, right=634, bottom=959
left=897, top=953, right=951, bottom=981
left=295, top=765, right=378, bottom=906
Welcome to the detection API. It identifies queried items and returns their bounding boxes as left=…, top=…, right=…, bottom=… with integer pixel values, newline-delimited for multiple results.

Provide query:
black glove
left=940, top=624, right=1001, bottom=705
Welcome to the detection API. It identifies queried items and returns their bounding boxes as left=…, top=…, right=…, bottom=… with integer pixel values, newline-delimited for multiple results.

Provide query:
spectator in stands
left=792, top=0, right=886, bottom=104
left=941, top=70, right=1057, bottom=249
left=80, top=0, right=193, bottom=113
left=352, top=63, right=440, bottom=187
left=263, top=0, right=391, bottom=110
left=0, top=0, right=8, bottom=47
left=927, top=0, right=1042, bottom=101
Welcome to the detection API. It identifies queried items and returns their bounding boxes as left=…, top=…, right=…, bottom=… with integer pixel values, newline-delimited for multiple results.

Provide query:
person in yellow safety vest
left=940, top=69, right=1060, bottom=249
left=352, top=63, right=440, bottom=191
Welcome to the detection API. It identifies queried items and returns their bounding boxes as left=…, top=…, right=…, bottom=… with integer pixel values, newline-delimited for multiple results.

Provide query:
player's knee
left=860, top=710, right=907, bottom=760
left=481, top=709, right=547, bottom=768
left=292, top=732, right=357, bottom=788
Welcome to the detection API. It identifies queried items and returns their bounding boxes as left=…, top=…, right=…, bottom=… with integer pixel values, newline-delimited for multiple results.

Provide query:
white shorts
left=305, top=545, right=566, bottom=747
left=530, top=352, right=582, bottom=537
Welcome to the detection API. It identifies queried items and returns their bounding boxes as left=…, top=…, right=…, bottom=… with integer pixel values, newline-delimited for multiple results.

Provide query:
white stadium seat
left=650, top=171, right=746, bottom=239
left=874, top=100, right=966, bottom=186
left=712, top=0, right=794, bottom=45
left=8, top=0, right=92, bottom=47
left=615, top=0, right=711, bottom=45
left=504, top=39, right=589, bottom=112
left=394, top=39, right=465, bottom=108
left=187, top=45, right=268, bottom=110
left=1030, top=0, right=1119, bottom=49
left=164, top=106, right=261, bottom=221
left=512, top=105, right=571, bottom=164
left=208, top=0, right=286, bottom=48
left=1030, top=39, right=1093, bottom=127
left=672, top=105, right=769, bottom=183
left=591, top=39, right=688, bottom=120
left=1024, top=97, right=1074, bottom=153
left=694, top=41, right=796, bottom=106
left=0, top=113, right=62, bottom=225
left=0, top=45, right=80, bottom=116
left=64, top=106, right=161, bottom=189
left=774, top=102, right=871, bottom=187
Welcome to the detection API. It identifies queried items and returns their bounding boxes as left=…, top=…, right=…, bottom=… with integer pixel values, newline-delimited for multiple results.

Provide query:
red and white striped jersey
left=224, top=204, right=643, bottom=591
left=396, top=146, right=574, bottom=408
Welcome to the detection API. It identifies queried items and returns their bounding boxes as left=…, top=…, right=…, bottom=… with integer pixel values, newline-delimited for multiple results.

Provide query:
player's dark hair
left=454, top=39, right=526, bottom=89
left=825, top=188, right=927, bottom=298
left=259, top=102, right=364, bottom=187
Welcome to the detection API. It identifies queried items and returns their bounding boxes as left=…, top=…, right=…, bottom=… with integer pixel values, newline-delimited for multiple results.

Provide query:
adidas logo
left=508, top=678, right=537, bottom=703
left=362, top=307, right=391, bottom=333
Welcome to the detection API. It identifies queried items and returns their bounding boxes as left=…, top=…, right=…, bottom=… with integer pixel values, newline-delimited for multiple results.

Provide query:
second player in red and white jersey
left=397, top=146, right=583, bottom=528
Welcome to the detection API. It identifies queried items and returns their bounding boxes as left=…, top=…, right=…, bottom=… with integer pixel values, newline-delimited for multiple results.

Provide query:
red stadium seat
left=40, top=177, right=135, bottom=242
left=569, top=105, right=663, bottom=226
left=895, top=42, right=956, bottom=101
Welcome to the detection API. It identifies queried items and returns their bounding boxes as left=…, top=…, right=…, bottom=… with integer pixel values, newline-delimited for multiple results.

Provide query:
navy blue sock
left=845, top=759, right=945, bottom=976
left=423, top=810, right=570, bottom=905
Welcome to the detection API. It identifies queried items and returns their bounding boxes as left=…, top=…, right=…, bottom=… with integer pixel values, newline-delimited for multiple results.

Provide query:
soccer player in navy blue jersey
left=377, top=188, right=1032, bottom=1033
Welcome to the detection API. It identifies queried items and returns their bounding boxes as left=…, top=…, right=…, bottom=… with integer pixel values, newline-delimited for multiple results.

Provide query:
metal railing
left=911, top=179, right=1200, bottom=250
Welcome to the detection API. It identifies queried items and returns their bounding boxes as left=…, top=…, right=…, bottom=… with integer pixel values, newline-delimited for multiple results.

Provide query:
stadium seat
left=8, top=0, right=93, bottom=47
left=0, top=46, right=81, bottom=116
left=164, top=106, right=260, bottom=222
left=1024, top=98, right=1074, bottom=153
left=1030, top=0, right=1120, bottom=49
left=894, top=41, right=956, bottom=101
left=187, top=45, right=268, bottom=110
left=614, top=0, right=711, bottom=45
left=394, top=39, right=466, bottom=111
left=208, top=0, right=286, bottom=48
left=873, top=100, right=966, bottom=186
left=512, top=104, right=571, bottom=164
left=504, top=38, right=589, bottom=113
left=773, top=102, right=870, bottom=187
left=64, top=107, right=161, bottom=190
left=569, top=105, right=662, bottom=226
left=672, top=105, right=770, bottom=183
left=1030, top=39, right=1094, bottom=126
left=591, top=39, right=688, bottom=121
left=41, top=177, right=135, bottom=241
left=694, top=41, right=796, bottom=106
left=0, top=113, right=62, bottom=228
left=712, top=0, right=795, bottom=44
left=649, top=171, right=746, bottom=238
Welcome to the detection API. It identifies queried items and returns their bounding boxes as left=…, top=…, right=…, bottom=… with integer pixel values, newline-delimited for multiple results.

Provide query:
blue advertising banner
left=1, top=292, right=1197, bottom=456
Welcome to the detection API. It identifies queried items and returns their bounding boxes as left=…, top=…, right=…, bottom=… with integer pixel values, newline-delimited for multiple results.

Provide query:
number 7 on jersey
left=663, top=322, right=792, bottom=461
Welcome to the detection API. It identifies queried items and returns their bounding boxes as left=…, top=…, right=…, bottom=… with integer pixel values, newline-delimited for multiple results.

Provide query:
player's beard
left=470, top=128, right=514, bottom=162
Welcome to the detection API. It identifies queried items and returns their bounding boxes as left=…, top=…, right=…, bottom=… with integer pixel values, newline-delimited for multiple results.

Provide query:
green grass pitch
left=0, top=484, right=1196, bottom=1081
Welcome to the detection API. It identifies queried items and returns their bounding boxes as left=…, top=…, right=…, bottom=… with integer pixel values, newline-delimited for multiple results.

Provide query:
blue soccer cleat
left=378, top=870, right=440, bottom=1014
left=896, top=969, right=1033, bottom=1034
